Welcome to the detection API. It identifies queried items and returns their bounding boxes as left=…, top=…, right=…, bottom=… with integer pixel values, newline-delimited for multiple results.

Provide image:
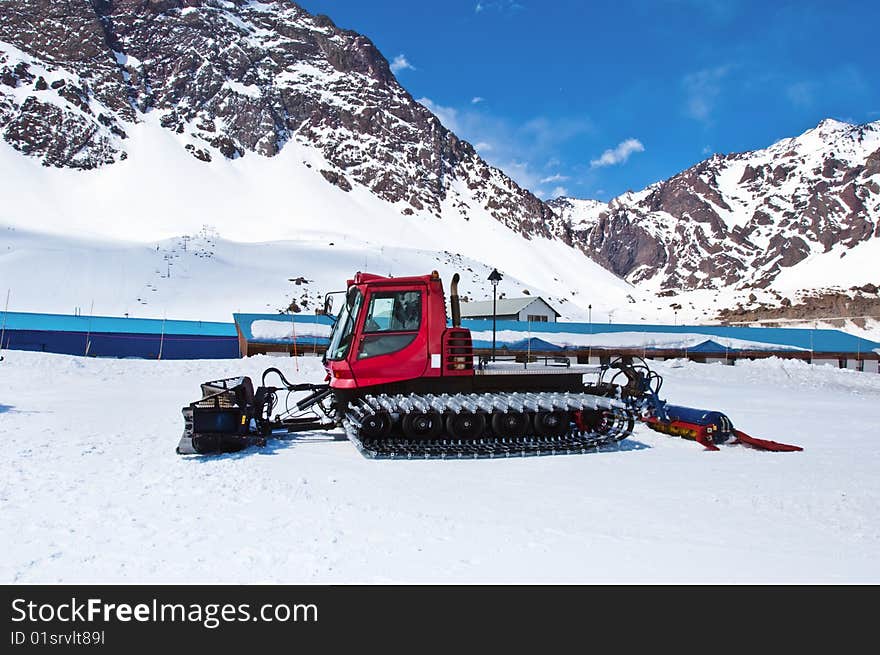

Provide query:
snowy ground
left=1, top=351, right=879, bottom=584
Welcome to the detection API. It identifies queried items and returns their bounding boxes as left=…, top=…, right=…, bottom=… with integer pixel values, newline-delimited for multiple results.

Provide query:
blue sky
left=298, top=0, right=879, bottom=201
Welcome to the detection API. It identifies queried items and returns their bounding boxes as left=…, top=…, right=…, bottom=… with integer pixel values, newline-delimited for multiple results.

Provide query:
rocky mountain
left=551, top=119, right=880, bottom=295
left=0, top=0, right=563, bottom=239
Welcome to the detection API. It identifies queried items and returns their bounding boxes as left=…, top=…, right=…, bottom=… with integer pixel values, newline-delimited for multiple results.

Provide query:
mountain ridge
left=552, top=117, right=880, bottom=292
left=0, top=0, right=566, bottom=242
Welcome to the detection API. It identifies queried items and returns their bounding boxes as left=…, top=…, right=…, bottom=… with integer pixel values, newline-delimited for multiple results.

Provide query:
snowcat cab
left=323, top=271, right=473, bottom=392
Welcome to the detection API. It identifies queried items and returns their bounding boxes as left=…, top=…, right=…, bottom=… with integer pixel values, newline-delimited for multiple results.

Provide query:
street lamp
left=588, top=304, right=592, bottom=364
left=286, top=278, right=300, bottom=363
left=488, top=268, right=503, bottom=361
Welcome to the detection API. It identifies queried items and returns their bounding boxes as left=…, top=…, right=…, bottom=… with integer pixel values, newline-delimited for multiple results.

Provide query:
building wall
left=2, top=329, right=239, bottom=359
left=516, top=300, right=557, bottom=323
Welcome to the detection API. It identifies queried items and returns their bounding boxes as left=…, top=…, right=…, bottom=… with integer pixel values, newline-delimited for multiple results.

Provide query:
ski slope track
left=1, top=351, right=878, bottom=584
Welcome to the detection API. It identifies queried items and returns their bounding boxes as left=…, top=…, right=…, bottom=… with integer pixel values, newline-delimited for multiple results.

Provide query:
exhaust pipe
left=450, top=273, right=461, bottom=327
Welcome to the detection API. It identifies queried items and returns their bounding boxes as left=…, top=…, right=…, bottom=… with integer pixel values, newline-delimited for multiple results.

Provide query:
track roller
left=445, top=412, right=487, bottom=439
left=491, top=411, right=532, bottom=437
left=534, top=411, right=571, bottom=437
left=401, top=411, right=443, bottom=440
left=359, top=412, right=393, bottom=439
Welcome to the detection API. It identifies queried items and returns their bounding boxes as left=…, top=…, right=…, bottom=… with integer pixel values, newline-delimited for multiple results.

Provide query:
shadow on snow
left=184, top=432, right=650, bottom=462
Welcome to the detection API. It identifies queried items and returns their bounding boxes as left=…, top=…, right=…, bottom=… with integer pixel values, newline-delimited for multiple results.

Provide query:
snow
left=251, top=319, right=332, bottom=340
left=1, top=351, right=878, bottom=583
left=772, top=237, right=880, bottom=292
left=112, top=51, right=142, bottom=68
left=553, top=198, right=607, bottom=231
left=223, top=79, right=262, bottom=98
left=469, top=329, right=806, bottom=351
left=0, top=225, right=631, bottom=323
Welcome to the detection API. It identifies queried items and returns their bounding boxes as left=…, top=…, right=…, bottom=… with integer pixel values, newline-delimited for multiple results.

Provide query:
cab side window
left=359, top=291, right=422, bottom=358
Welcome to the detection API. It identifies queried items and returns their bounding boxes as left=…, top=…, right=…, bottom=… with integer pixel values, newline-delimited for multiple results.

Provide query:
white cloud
left=590, top=138, right=645, bottom=168
left=417, top=97, right=459, bottom=132
left=521, top=116, right=595, bottom=151
left=683, top=65, right=729, bottom=122
left=471, top=96, right=485, bottom=104
left=390, top=54, right=416, bottom=74
left=702, top=145, right=712, bottom=155
left=786, top=81, right=815, bottom=108
left=418, top=97, right=589, bottom=196
left=475, top=1, right=525, bottom=13
left=497, top=160, right=544, bottom=192
left=549, top=186, right=568, bottom=198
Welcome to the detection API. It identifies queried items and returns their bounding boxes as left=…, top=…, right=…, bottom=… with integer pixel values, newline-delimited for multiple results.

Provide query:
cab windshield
left=326, top=287, right=363, bottom=361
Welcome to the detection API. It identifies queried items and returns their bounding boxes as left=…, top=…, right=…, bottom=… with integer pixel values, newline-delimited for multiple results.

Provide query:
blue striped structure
left=2, top=311, right=877, bottom=359
left=460, top=319, right=880, bottom=354
left=0, top=311, right=239, bottom=359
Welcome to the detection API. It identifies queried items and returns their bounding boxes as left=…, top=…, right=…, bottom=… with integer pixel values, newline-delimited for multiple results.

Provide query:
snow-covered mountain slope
left=3, top=350, right=879, bottom=583
left=0, top=0, right=637, bottom=321
left=552, top=119, right=880, bottom=338
left=546, top=197, right=607, bottom=232
left=555, top=119, right=880, bottom=293
left=0, top=0, right=563, bottom=238
left=0, top=219, right=635, bottom=323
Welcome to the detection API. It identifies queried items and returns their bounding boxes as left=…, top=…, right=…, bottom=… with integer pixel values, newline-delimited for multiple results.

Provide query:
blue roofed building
left=232, top=313, right=334, bottom=357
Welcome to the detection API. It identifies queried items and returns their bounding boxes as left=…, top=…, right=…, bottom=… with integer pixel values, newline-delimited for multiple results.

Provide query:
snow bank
left=469, top=329, right=806, bottom=351
left=251, top=319, right=333, bottom=340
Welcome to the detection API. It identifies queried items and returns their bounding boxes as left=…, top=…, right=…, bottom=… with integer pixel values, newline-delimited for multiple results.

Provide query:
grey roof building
left=459, top=297, right=560, bottom=323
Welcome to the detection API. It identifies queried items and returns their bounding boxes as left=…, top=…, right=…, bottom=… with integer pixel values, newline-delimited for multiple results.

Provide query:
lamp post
left=588, top=303, right=592, bottom=364
left=287, top=278, right=300, bottom=364
left=488, top=268, right=503, bottom=361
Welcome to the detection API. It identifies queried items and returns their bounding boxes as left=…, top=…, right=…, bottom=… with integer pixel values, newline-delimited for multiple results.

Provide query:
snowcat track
left=342, top=391, right=635, bottom=459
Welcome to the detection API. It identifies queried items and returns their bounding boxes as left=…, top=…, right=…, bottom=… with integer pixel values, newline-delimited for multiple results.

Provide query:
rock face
left=0, top=0, right=564, bottom=240
left=553, top=119, right=880, bottom=293
left=716, top=287, right=880, bottom=331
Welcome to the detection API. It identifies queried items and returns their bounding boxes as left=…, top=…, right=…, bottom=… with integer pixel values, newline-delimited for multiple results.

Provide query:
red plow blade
left=642, top=417, right=803, bottom=452
left=732, top=429, right=803, bottom=452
